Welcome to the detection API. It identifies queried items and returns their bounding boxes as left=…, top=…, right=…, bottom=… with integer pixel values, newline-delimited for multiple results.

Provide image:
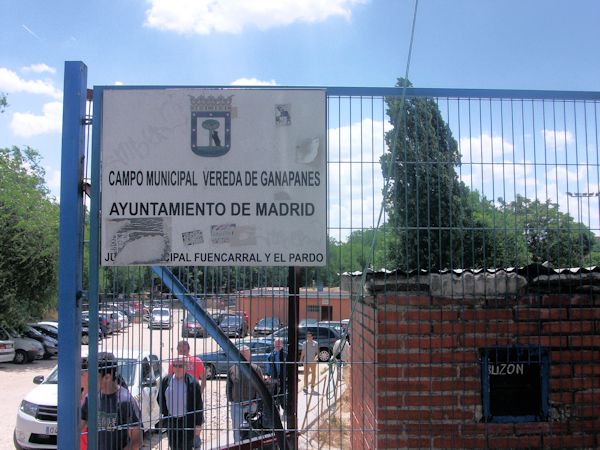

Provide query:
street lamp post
left=567, top=191, right=600, bottom=233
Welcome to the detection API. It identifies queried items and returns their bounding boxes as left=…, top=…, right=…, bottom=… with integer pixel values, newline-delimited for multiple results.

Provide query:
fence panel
left=68, top=86, right=600, bottom=449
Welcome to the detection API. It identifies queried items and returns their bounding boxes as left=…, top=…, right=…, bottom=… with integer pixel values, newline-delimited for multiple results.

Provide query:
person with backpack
left=226, top=345, right=264, bottom=442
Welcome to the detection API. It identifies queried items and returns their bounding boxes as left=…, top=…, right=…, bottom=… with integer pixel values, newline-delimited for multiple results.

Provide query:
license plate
left=45, top=425, right=58, bottom=434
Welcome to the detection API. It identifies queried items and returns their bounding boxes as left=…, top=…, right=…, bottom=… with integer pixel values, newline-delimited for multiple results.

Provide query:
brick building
left=236, top=286, right=352, bottom=329
left=350, top=264, right=600, bottom=449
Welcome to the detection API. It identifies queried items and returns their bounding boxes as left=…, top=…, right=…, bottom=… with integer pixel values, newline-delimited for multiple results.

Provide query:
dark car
left=199, top=340, right=273, bottom=379
left=218, top=315, right=248, bottom=338
left=22, top=325, right=58, bottom=359
left=253, top=317, right=283, bottom=337
left=81, top=316, right=108, bottom=338
left=181, top=312, right=205, bottom=338
left=265, top=325, right=340, bottom=362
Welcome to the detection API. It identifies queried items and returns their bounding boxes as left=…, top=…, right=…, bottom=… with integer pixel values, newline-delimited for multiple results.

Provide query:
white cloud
left=10, top=101, right=62, bottom=137
left=230, top=77, right=277, bottom=86
left=144, top=0, right=366, bottom=34
left=542, top=129, right=574, bottom=150
left=21, top=63, right=56, bottom=75
left=45, top=168, right=61, bottom=200
left=0, top=67, right=62, bottom=100
left=328, top=118, right=391, bottom=240
left=459, top=133, right=514, bottom=164
left=114, top=81, right=125, bottom=86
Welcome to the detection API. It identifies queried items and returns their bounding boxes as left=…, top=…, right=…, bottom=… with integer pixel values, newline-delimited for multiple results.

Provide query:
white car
left=0, top=326, right=44, bottom=365
left=148, top=307, right=172, bottom=329
left=0, top=327, right=15, bottom=363
left=14, top=348, right=163, bottom=450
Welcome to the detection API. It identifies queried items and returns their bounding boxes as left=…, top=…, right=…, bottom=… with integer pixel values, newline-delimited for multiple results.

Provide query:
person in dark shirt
left=265, top=338, right=288, bottom=411
left=81, top=352, right=142, bottom=450
left=226, top=346, right=263, bottom=442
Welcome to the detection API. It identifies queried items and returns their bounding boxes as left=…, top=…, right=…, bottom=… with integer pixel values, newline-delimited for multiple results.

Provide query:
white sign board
left=100, top=88, right=326, bottom=266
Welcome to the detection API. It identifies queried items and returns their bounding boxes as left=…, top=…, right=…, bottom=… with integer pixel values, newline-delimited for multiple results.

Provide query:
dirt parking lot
left=0, top=309, right=231, bottom=449
left=1, top=309, right=344, bottom=449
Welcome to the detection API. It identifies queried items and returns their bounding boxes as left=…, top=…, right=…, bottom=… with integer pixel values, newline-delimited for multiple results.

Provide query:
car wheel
left=81, top=334, right=89, bottom=345
left=205, top=364, right=216, bottom=380
left=43, top=352, right=52, bottom=360
left=318, top=348, right=331, bottom=362
left=14, top=349, right=28, bottom=365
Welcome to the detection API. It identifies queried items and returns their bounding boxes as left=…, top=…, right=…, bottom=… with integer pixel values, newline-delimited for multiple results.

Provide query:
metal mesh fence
left=75, top=88, right=600, bottom=449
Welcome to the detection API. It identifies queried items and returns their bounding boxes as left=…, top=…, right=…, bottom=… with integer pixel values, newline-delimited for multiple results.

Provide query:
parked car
left=181, top=312, right=205, bottom=337
left=253, top=317, right=283, bottom=336
left=319, top=320, right=351, bottom=343
left=13, top=349, right=163, bottom=450
left=0, top=326, right=44, bottom=364
left=95, top=312, right=118, bottom=335
left=221, top=311, right=249, bottom=327
left=21, top=325, right=58, bottom=359
left=265, top=325, right=341, bottom=362
left=149, top=307, right=172, bottom=329
left=81, top=313, right=109, bottom=338
left=98, top=310, right=127, bottom=331
left=299, top=318, right=319, bottom=327
left=0, top=328, right=15, bottom=363
left=37, top=320, right=102, bottom=345
left=199, top=340, right=274, bottom=379
left=103, top=302, right=135, bottom=320
left=218, top=315, right=248, bottom=337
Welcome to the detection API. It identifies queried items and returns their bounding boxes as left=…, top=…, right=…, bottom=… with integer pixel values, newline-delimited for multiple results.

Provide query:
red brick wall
left=350, top=293, right=600, bottom=449
left=237, top=292, right=351, bottom=329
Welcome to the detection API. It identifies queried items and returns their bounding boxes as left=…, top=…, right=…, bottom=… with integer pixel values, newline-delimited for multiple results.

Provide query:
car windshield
left=154, top=310, right=169, bottom=316
left=25, top=326, right=43, bottom=337
left=271, top=327, right=288, bottom=338
left=185, top=314, right=199, bottom=323
left=222, top=316, right=241, bottom=325
left=257, top=318, right=276, bottom=327
left=45, top=358, right=137, bottom=386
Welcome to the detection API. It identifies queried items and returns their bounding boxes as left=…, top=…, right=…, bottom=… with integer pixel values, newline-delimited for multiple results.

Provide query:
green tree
left=0, top=146, right=60, bottom=324
left=380, top=78, right=497, bottom=271
left=501, top=195, right=595, bottom=267
left=0, top=93, right=7, bottom=113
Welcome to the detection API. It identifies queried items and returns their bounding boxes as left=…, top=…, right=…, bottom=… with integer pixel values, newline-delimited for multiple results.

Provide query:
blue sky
left=2, top=0, right=600, bottom=238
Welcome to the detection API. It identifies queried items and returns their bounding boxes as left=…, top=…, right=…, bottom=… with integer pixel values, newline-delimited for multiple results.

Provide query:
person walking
left=265, top=338, right=288, bottom=411
left=169, top=340, right=207, bottom=394
left=81, top=352, right=142, bottom=450
left=158, top=357, right=204, bottom=450
left=300, top=332, right=319, bottom=393
left=226, top=345, right=264, bottom=443
left=80, top=358, right=89, bottom=450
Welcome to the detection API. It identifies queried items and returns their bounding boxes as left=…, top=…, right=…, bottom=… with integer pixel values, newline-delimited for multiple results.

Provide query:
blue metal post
left=87, top=84, right=105, bottom=450
left=57, top=61, right=87, bottom=449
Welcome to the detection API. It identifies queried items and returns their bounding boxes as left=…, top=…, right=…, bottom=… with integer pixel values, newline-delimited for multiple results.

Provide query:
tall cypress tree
left=380, top=79, right=486, bottom=271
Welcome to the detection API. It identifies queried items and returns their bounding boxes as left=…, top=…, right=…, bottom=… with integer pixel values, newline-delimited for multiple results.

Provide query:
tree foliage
left=380, top=79, right=497, bottom=270
left=499, top=195, right=596, bottom=267
left=0, top=146, right=60, bottom=325
left=375, top=78, right=595, bottom=272
left=0, top=92, right=7, bottom=113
